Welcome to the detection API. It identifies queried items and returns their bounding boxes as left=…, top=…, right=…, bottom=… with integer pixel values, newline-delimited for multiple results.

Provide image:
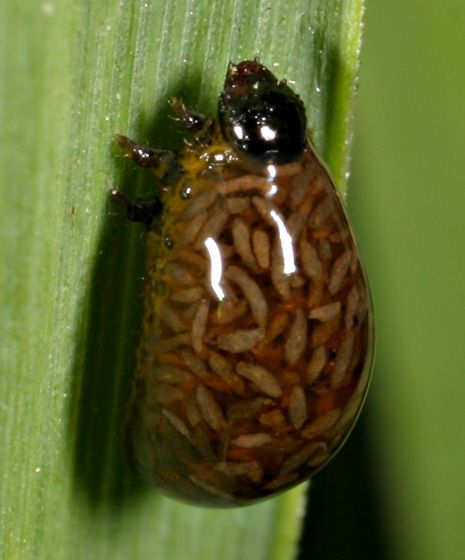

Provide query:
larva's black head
left=218, top=60, right=307, bottom=165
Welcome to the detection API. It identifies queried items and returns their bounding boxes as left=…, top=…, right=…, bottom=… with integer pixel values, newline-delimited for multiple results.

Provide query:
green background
left=337, top=1, right=465, bottom=558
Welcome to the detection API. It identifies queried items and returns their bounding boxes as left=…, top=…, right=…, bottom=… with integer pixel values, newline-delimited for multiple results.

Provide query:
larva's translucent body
left=116, top=61, right=374, bottom=506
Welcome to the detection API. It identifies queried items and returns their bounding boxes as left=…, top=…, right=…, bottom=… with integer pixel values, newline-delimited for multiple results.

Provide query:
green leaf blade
left=0, top=1, right=364, bottom=559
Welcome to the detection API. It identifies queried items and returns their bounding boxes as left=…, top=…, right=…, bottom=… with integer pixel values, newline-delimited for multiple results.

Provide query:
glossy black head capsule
left=218, top=60, right=307, bottom=165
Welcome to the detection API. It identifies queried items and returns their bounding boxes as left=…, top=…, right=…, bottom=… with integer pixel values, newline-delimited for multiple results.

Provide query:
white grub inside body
left=252, top=228, right=271, bottom=269
left=133, top=148, right=372, bottom=502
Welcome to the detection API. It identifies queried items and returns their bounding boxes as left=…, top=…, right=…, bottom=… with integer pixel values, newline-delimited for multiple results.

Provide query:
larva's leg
left=170, top=97, right=206, bottom=132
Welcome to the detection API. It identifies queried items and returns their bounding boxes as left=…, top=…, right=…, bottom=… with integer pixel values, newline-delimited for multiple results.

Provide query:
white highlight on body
left=269, top=210, right=296, bottom=275
left=260, top=125, right=276, bottom=141
left=204, top=237, right=226, bottom=300
left=233, top=125, right=244, bottom=139
left=266, top=164, right=278, bottom=197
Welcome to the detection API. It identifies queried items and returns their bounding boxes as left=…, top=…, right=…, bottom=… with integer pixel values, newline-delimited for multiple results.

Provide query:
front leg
left=116, top=133, right=182, bottom=188
left=170, top=97, right=206, bottom=132
left=116, top=134, right=175, bottom=169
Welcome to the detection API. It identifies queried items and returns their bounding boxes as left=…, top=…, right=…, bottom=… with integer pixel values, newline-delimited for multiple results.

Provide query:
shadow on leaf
left=68, top=72, right=203, bottom=512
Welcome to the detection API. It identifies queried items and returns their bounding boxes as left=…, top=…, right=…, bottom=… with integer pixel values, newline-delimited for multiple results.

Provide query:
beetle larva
left=113, top=60, right=374, bottom=506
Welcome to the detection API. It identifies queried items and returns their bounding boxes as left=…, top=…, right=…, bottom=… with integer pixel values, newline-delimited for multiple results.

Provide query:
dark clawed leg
left=111, top=189, right=162, bottom=227
left=115, top=134, right=174, bottom=169
left=170, top=97, right=206, bottom=132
